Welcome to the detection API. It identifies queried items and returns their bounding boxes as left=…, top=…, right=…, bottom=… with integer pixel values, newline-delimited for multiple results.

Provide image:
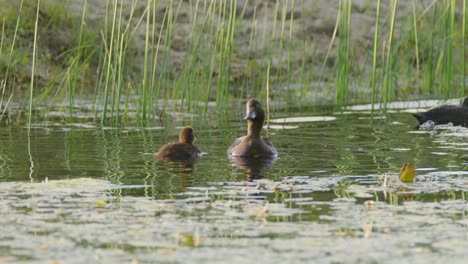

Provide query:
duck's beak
left=244, top=109, right=256, bottom=120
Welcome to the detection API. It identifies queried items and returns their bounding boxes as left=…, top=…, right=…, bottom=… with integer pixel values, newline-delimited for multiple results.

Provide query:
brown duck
left=227, top=98, right=278, bottom=157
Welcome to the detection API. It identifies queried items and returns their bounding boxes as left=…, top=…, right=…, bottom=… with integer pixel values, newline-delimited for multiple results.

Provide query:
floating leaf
left=398, top=163, right=416, bottom=183
left=95, top=200, right=107, bottom=206
left=179, top=229, right=200, bottom=247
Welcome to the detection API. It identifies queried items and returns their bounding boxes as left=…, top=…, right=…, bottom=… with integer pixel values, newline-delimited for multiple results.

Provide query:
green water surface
left=0, top=101, right=467, bottom=263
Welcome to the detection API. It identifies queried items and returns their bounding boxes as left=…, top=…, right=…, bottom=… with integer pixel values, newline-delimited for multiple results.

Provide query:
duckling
left=156, top=126, right=201, bottom=161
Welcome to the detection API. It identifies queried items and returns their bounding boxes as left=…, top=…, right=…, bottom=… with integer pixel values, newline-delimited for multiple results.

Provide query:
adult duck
left=155, top=126, right=201, bottom=161
left=412, top=97, right=468, bottom=127
left=227, top=98, right=278, bottom=157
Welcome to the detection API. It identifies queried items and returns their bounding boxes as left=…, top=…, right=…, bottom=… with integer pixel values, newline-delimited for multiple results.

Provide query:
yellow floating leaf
left=398, top=163, right=416, bottom=183
left=95, top=201, right=107, bottom=206
left=180, top=229, right=200, bottom=247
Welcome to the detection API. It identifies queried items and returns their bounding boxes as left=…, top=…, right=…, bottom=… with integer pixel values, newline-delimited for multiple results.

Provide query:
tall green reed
left=420, top=4, right=437, bottom=95
left=440, top=0, right=455, bottom=96
left=0, top=18, right=15, bottom=122
left=0, top=0, right=24, bottom=122
left=266, top=61, right=270, bottom=129
left=463, top=0, right=467, bottom=94
left=97, top=0, right=143, bottom=126
left=66, top=1, right=468, bottom=118
left=3, top=0, right=468, bottom=126
left=278, top=0, right=291, bottom=109
left=26, top=0, right=40, bottom=182
left=140, top=0, right=152, bottom=124
left=215, top=0, right=237, bottom=111
left=99, top=0, right=116, bottom=125
left=381, top=0, right=398, bottom=108
left=366, top=0, right=464, bottom=109
left=335, top=0, right=351, bottom=106
left=65, top=0, right=89, bottom=121
left=370, top=0, right=381, bottom=112
left=28, top=0, right=40, bottom=127
left=318, top=6, right=339, bottom=100
left=411, top=0, right=420, bottom=95
left=148, top=0, right=166, bottom=117
left=172, top=0, right=212, bottom=114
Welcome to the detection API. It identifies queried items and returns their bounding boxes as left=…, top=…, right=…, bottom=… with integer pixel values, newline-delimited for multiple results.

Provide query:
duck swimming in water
left=227, top=98, right=278, bottom=157
left=155, top=126, right=201, bottom=161
left=412, top=97, right=468, bottom=127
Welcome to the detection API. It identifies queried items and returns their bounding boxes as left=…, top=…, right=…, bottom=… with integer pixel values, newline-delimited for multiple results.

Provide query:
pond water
left=1, top=99, right=467, bottom=263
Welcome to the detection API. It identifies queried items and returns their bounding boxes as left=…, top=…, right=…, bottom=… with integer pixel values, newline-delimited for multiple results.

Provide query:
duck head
left=244, top=98, right=265, bottom=121
left=244, top=98, right=265, bottom=137
left=179, top=126, right=195, bottom=144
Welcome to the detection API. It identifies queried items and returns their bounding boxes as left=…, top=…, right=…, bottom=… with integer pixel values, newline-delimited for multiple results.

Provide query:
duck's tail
left=411, top=113, right=426, bottom=124
left=462, top=97, right=468, bottom=107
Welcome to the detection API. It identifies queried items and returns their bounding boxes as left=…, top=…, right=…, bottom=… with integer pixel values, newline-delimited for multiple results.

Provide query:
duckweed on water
left=0, top=173, right=467, bottom=263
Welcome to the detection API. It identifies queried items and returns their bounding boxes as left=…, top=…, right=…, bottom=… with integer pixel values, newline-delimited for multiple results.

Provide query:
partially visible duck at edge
left=155, top=126, right=201, bottom=161
left=227, top=98, right=278, bottom=157
left=412, top=97, right=468, bottom=127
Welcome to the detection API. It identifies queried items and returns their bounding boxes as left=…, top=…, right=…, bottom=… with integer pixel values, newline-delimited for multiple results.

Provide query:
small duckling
left=155, top=126, right=201, bottom=161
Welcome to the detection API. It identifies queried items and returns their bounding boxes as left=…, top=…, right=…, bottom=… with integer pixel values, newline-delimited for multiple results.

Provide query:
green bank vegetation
left=0, top=0, right=466, bottom=126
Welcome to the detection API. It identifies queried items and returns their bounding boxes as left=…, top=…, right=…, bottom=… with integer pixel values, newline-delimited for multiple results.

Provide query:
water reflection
left=229, top=156, right=276, bottom=180
left=156, top=158, right=197, bottom=173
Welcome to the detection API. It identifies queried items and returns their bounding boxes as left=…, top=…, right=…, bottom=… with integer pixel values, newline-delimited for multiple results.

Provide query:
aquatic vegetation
left=381, top=0, right=398, bottom=107
left=335, top=0, right=351, bottom=106
left=398, top=163, right=416, bottom=183
left=1, top=172, right=468, bottom=262
left=0, top=1, right=467, bottom=125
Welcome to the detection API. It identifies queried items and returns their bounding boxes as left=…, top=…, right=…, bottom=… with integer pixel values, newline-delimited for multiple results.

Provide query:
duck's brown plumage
left=227, top=98, right=277, bottom=157
left=156, top=126, right=201, bottom=161
left=412, top=97, right=468, bottom=127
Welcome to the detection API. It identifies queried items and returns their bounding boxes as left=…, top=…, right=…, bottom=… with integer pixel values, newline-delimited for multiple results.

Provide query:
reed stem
left=382, top=0, right=398, bottom=108
left=370, top=0, right=380, bottom=112
left=28, top=0, right=41, bottom=127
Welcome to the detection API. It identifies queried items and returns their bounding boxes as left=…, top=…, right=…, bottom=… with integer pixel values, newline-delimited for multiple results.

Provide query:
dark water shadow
left=229, top=156, right=276, bottom=180
left=156, top=156, right=198, bottom=174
